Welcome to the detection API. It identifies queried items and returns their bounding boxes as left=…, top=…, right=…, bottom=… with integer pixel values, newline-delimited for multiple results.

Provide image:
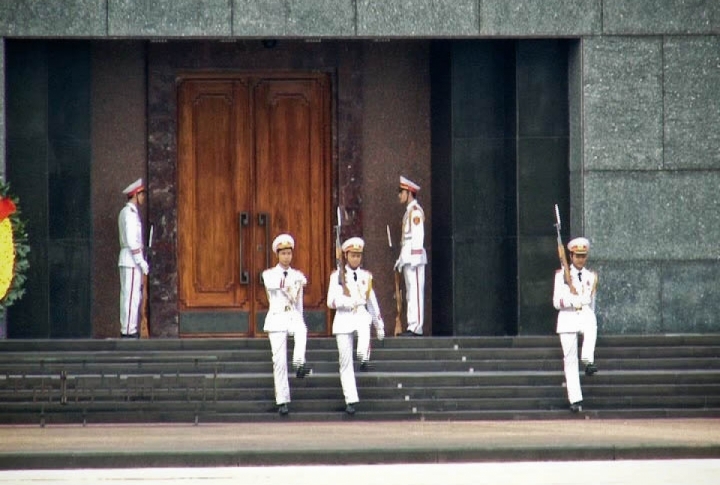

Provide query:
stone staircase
left=0, top=335, right=719, bottom=425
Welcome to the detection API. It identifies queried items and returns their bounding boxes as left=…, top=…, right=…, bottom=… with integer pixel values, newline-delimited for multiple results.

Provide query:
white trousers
left=356, top=321, right=372, bottom=363
left=559, top=323, right=597, bottom=404
left=268, top=327, right=307, bottom=406
left=119, top=266, right=142, bottom=336
left=335, top=333, right=359, bottom=404
left=403, top=264, right=425, bottom=334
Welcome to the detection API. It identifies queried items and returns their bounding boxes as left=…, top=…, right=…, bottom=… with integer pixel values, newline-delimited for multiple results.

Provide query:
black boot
left=295, top=365, right=311, bottom=378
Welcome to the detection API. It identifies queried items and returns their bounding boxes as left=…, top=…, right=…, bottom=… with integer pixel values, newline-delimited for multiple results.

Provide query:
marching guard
left=327, top=237, right=385, bottom=415
left=552, top=237, right=598, bottom=413
left=262, top=234, right=311, bottom=416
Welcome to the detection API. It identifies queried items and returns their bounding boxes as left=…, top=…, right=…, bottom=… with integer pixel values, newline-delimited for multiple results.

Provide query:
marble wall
left=581, top=35, right=720, bottom=333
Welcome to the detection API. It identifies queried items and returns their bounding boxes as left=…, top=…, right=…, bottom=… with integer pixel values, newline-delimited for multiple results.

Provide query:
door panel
left=253, top=78, right=330, bottom=314
left=178, top=80, right=246, bottom=308
left=177, top=73, right=331, bottom=336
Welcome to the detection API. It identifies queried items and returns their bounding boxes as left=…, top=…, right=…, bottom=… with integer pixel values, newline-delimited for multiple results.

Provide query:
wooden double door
left=177, top=73, right=332, bottom=336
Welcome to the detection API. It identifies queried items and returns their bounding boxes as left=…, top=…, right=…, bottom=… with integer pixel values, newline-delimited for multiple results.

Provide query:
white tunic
left=327, top=266, right=384, bottom=335
left=262, top=265, right=307, bottom=333
left=118, top=202, right=148, bottom=274
left=553, top=267, right=598, bottom=334
left=399, top=200, right=427, bottom=267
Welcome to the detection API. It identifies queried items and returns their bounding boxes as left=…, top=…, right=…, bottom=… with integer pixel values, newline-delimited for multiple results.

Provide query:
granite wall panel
left=361, top=41, right=432, bottom=335
left=287, top=0, right=355, bottom=36
left=592, top=261, right=663, bottom=334
left=233, top=0, right=287, bottom=35
left=234, top=0, right=355, bottom=37
left=568, top=41, right=583, bottom=234
left=662, top=261, right=720, bottom=333
left=481, top=0, right=601, bottom=36
left=0, top=0, right=106, bottom=37
left=357, top=0, right=477, bottom=37
left=91, top=41, right=147, bottom=339
left=664, top=36, right=720, bottom=170
left=583, top=37, right=663, bottom=171
left=109, top=0, right=231, bottom=37
left=603, top=0, right=720, bottom=35
left=585, top=171, right=720, bottom=261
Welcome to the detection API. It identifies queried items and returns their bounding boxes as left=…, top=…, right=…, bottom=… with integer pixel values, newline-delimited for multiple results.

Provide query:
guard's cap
left=399, top=176, right=420, bottom=194
left=567, top=237, right=590, bottom=254
left=122, top=178, right=145, bottom=197
left=342, top=237, right=364, bottom=253
left=272, top=234, right=295, bottom=253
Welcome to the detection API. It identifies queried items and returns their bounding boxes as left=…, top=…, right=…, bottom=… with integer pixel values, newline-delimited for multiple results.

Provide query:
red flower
left=0, top=198, right=16, bottom=221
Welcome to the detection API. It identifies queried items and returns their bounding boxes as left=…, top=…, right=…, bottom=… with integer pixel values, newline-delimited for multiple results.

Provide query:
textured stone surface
left=109, top=0, right=231, bottom=37
left=592, top=261, right=663, bottom=334
left=287, top=0, right=355, bottom=36
left=91, top=41, right=147, bottom=339
left=662, top=262, right=720, bottom=333
left=664, top=36, right=720, bottom=170
left=361, top=41, right=432, bottom=335
left=357, top=0, right=477, bottom=36
left=233, top=0, right=286, bottom=35
left=583, top=37, right=663, bottom=171
left=0, top=0, right=106, bottom=37
left=481, top=0, right=601, bottom=36
left=585, top=171, right=720, bottom=261
left=603, top=0, right=720, bottom=35
left=234, top=0, right=355, bottom=36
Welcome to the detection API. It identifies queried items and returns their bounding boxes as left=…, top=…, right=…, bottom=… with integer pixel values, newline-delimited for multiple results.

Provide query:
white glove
left=376, top=323, right=385, bottom=341
left=394, top=258, right=403, bottom=272
left=568, top=294, right=583, bottom=309
left=140, top=261, right=149, bottom=276
left=336, top=295, right=359, bottom=310
left=580, top=293, right=592, bottom=306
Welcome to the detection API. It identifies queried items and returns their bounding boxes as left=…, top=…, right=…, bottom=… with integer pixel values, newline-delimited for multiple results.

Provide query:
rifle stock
left=393, top=271, right=403, bottom=336
left=140, top=274, right=149, bottom=338
left=140, top=224, right=153, bottom=339
left=554, top=204, right=577, bottom=295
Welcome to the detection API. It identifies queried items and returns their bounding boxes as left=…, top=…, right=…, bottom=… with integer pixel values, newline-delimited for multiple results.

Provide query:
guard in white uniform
left=262, top=234, right=310, bottom=416
left=394, top=176, right=427, bottom=337
left=327, top=237, right=385, bottom=415
left=118, top=178, right=149, bottom=338
left=552, top=237, right=598, bottom=413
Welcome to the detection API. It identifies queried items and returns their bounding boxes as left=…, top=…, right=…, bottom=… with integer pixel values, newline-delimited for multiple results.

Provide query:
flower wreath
left=0, top=181, right=29, bottom=312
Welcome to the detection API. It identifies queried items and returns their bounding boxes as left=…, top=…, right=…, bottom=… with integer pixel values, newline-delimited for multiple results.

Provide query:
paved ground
left=1, top=418, right=719, bottom=469
left=2, top=460, right=720, bottom=485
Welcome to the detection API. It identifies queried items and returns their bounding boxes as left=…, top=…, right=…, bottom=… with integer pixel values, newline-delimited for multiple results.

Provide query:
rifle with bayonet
left=554, top=204, right=577, bottom=295
left=387, top=224, right=403, bottom=336
left=335, top=207, right=350, bottom=296
left=140, top=224, right=153, bottom=338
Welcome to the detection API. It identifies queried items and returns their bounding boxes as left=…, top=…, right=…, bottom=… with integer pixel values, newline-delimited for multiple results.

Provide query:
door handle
left=239, top=212, right=250, bottom=285
left=258, top=212, right=271, bottom=285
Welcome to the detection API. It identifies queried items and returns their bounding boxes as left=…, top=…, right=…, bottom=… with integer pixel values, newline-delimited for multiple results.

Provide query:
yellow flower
left=0, top=218, right=14, bottom=301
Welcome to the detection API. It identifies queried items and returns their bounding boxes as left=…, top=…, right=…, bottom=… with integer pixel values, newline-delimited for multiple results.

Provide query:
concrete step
left=0, top=336, right=717, bottom=424
left=0, top=334, right=719, bottom=352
